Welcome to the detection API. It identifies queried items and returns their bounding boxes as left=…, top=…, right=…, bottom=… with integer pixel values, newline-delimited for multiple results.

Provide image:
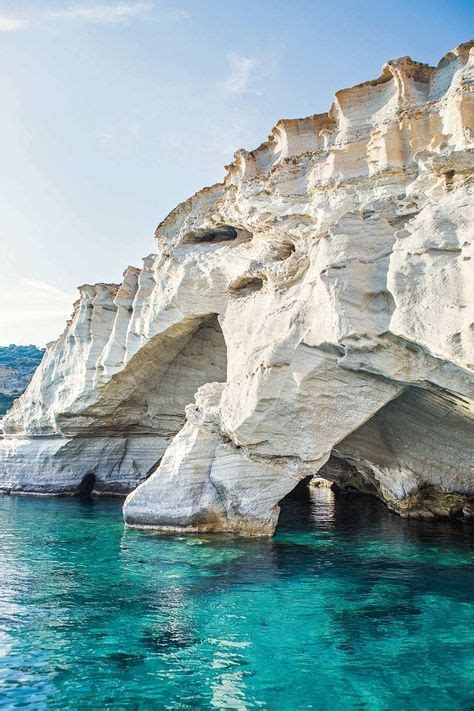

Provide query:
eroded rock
left=1, top=42, right=473, bottom=534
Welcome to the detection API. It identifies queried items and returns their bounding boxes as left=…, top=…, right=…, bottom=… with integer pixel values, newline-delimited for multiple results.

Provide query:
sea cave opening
left=276, top=453, right=381, bottom=532
left=277, top=474, right=337, bottom=530
left=75, top=473, right=96, bottom=497
left=85, top=313, right=228, bottom=437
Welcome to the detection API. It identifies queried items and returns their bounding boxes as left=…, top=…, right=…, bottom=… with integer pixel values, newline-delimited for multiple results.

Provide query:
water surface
left=0, top=491, right=473, bottom=709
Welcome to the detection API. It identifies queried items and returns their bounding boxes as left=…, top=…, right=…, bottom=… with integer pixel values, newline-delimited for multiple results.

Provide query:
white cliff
left=1, top=42, right=473, bottom=531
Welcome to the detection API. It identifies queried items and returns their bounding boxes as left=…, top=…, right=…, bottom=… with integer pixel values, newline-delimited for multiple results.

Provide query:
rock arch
left=0, top=314, right=228, bottom=496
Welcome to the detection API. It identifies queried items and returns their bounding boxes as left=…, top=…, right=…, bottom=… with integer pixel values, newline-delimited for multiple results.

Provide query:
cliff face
left=0, top=346, right=44, bottom=416
left=1, top=43, right=473, bottom=532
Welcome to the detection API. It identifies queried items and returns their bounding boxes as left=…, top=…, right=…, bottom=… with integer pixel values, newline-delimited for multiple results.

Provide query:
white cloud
left=0, top=17, right=30, bottom=31
left=47, top=2, right=154, bottom=23
left=167, top=8, right=191, bottom=20
left=219, top=52, right=277, bottom=95
left=220, top=53, right=256, bottom=94
left=0, top=2, right=191, bottom=31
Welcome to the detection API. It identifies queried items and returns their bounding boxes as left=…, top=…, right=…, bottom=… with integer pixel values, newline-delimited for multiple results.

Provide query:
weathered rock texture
left=1, top=43, right=473, bottom=531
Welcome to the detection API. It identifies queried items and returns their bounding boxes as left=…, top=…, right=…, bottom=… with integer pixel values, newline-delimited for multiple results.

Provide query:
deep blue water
left=0, top=489, right=473, bottom=710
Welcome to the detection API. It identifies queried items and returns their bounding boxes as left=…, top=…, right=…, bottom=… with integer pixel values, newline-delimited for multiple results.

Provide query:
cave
left=75, top=473, right=96, bottom=496
left=181, top=225, right=252, bottom=246
left=276, top=240, right=296, bottom=260
left=277, top=385, right=474, bottom=528
left=276, top=455, right=393, bottom=533
left=277, top=475, right=337, bottom=530
left=331, top=386, right=474, bottom=518
left=144, top=314, right=228, bottom=434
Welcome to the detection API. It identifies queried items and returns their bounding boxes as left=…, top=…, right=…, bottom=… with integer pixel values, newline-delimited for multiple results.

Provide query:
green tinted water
left=0, top=491, right=473, bottom=709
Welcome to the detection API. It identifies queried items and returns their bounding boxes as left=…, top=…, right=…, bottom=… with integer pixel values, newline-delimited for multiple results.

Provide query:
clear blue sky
left=0, top=0, right=472, bottom=345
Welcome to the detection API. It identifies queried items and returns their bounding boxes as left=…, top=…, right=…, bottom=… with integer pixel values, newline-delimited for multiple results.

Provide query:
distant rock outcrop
left=0, top=345, right=44, bottom=416
left=0, top=42, right=473, bottom=532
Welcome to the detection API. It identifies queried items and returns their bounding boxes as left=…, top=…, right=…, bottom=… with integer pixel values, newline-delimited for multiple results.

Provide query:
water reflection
left=211, top=668, right=250, bottom=710
left=309, top=485, right=336, bottom=525
left=0, top=493, right=473, bottom=710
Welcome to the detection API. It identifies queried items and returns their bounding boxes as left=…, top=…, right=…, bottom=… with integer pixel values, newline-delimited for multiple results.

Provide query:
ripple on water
left=0, top=491, right=473, bottom=710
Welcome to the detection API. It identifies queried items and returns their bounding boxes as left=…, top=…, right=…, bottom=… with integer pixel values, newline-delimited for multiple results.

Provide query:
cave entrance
left=277, top=475, right=336, bottom=531
left=277, top=384, right=474, bottom=531
left=276, top=455, right=370, bottom=532
left=282, top=476, right=315, bottom=502
left=75, top=473, right=96, bottom=496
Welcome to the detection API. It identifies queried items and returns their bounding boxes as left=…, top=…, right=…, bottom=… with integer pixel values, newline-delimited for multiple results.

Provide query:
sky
left=0, top=0, right=472, bottom=346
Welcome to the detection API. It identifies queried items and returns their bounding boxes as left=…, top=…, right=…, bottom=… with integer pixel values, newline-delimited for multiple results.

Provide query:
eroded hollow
left=276, top=460, right=382, bottom=532
left=332, top=387, right=474, bottom=518
left=278, top=385, right=474, bottom=528
left=75, top=473, right=96, bottom=496
left=318, top=456, right=377, bottom=496
left=282, top=476, right=315, bottom=502
left=181, top=225, right=252, bottom=246
left=147, top=314, right=228, bottom=432
left=71, top=313, right=228, bottom=438
left=61, top=315, right=229, bottom=497
left=276, top=241, right=296, bottom=260
left=277, top=475, right=337, bottom=530
left=228, top=275, right=265, bottom=296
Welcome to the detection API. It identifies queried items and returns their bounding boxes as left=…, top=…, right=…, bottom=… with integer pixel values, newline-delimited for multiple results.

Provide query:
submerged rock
left=1, top=42, right=473, bottom=533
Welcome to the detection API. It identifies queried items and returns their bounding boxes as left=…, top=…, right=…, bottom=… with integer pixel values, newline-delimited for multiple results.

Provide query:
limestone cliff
left=1, top=42, right=473, bottom=532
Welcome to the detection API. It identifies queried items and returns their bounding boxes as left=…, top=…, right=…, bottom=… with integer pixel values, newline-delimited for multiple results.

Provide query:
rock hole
left=228, top=275, right=265, bottom=296
left=182, top=226, right=252, bottom=246
left=277, top=241, right=296, bottom=260
left=276, top=475, right=336, bottom=530
left=444, top=170, right=455, bottom=192
left=75, top=473, right=96, bottom=496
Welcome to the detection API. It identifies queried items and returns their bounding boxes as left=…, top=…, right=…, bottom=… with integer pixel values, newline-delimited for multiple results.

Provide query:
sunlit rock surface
left=1, top=43, right=473, bottom=531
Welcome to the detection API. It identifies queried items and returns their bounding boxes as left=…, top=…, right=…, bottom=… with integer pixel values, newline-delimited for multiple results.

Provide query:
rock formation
left=1, top=42, right=473, bottom=532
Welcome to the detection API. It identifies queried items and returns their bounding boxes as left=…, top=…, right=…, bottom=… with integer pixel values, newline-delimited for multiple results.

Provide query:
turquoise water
left=0, top=490, right=473, bottom=710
